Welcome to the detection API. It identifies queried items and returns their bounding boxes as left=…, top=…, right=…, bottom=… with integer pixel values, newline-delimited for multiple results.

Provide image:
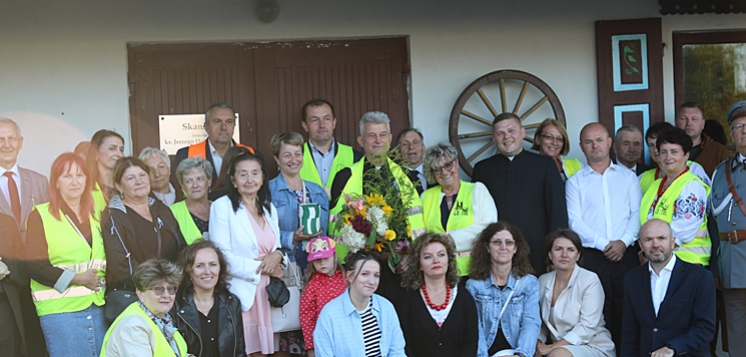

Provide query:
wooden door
left=128, top=37, right=410, bottom=175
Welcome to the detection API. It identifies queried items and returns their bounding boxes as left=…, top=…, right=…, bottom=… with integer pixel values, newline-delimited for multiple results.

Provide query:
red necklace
left=652, top=167, right=689, bottom=212
left=422, top=282, right=451, bottom=311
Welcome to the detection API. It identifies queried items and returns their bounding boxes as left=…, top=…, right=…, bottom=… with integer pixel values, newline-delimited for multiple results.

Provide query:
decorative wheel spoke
left=449, top=70, right=565, bottom=177
left=458, top=131, right=492, bottom=140
left=460, top=110, right=493, bottom=126
left=477, top=89, right=499, bottom=118
left=519, top=97, right=549, bottom=121
left=512, top=81, right=530, bottom=114
left=467, top=141, right=494, bottom=163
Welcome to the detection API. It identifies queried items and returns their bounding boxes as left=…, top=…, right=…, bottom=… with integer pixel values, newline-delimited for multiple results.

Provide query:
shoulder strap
left=498, top=277, right=520, bottom=322
left=725, top=157, right=746, bottom=216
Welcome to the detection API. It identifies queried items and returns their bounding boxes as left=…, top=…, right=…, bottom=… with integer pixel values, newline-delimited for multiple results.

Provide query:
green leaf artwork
left=623, top=44, right=640, bottom=75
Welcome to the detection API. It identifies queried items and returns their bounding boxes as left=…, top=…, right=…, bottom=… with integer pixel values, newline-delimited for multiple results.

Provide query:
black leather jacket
left=171, top=289, right=245, bottom=357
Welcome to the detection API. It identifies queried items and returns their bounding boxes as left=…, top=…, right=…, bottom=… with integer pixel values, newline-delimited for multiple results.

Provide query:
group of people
left=0, top=96, right=745, bottom=357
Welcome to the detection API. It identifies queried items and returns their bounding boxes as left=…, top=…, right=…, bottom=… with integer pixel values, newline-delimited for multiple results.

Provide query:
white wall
left=1, top=0, right=744, bottom=174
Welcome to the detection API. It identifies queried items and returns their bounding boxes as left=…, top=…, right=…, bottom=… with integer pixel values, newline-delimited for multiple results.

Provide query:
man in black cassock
left=472, top=113, right=567, bottom=274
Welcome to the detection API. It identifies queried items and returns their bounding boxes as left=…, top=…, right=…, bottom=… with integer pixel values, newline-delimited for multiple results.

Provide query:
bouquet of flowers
left=334, top=192, right=411, bottom=272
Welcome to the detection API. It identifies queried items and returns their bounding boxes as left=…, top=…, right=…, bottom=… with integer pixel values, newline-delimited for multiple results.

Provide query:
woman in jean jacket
left=466, top=222, right=541, bottom=357
left=268, top=132, right=329, bottom=272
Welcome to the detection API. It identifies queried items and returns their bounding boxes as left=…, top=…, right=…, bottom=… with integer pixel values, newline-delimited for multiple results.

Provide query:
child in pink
left=299, top=237, right=346, bottom=356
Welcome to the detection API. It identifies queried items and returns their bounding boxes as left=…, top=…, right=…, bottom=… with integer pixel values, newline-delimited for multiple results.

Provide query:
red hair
left=48, top=152, right=95, bottom=221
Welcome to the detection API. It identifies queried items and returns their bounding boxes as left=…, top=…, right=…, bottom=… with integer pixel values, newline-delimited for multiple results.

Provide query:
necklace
left=652, top=167, right=689, bottom=212
left=422, top=282, right=451, bottom=311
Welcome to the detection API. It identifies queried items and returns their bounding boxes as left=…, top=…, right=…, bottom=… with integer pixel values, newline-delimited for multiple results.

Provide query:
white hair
left=359, top=111, right=391, bottom=135
left=138, top=147, right=171, bottom=169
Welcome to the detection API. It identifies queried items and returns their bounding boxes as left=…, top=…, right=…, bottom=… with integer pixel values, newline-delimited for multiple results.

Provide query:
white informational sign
left=158, top=113, right=240, bottom=155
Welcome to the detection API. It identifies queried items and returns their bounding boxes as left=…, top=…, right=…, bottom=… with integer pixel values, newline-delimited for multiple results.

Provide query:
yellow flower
left=360, top=207, right=367, bottom=217
left=385, top=229, right=397, bottom=241
left=342, top=214, right=352, bottom=225
left=382, top=205, right=393, bottom=217
left=406, top=225, right=412, bottom=237
left=374, top=242, right=384, bottom=252
left=366, top=193, right=386, bottom=207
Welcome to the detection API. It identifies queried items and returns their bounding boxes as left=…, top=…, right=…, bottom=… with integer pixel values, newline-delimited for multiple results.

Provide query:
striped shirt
left=359, top=298, right=382, bottom=357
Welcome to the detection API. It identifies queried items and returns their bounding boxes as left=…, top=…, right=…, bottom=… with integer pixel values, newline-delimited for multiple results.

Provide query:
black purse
left=104, top=288, right=138, bottom=321
left=266, top=277, right=290, bottom=307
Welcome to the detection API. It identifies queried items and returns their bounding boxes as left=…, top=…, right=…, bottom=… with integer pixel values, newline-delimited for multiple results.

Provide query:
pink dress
left=244, top=212, right=279, bottom=354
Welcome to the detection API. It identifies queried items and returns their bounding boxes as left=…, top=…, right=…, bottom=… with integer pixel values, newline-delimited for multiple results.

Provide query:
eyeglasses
left=489, top=239, right=516, bottom=247
left=150, top=285, right=177, bottom=296
left=732, top=123, right=746, bottom=132
left=432, top=160, right=456, bottom=174
left=540, top=134, right=564, bottom=143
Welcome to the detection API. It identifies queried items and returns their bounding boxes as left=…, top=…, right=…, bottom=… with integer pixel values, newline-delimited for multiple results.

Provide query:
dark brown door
left=128, top=37, right=410, bottom=175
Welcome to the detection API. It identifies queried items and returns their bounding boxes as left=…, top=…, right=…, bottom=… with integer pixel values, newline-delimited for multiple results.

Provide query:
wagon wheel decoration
left=449, top=70, right=565, bottom=177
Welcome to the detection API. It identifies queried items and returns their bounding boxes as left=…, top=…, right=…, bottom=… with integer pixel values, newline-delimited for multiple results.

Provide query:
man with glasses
left=614, top=124, right=649, bottom=175
left=472, top=113, right=567, bottom=274
left=710, top=100, right=746, bottom=354
left=566, top=122, right=642, bottom=350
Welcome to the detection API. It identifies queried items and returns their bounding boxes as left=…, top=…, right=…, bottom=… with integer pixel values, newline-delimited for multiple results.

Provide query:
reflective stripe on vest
left=329, top=158, right=426, bottom=261
left=101, top=302, right=187, bottom=357
left=639, top=172, right=711, bottom=266
left=563, top=158, right=583, bottom=179
left=299, top=142, right=356, bottom=189
left=187, top=140, right=255, bottom=159
left=170, top=200, right=203, bottom=245
left=30, top=203, right=106, bottom=316
left=422, top=181, right=474, bottom=276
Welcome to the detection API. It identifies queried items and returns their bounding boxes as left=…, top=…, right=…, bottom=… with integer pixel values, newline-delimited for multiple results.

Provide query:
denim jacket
left=269, top=174, right=329, bottom=269
left=466, top=272, right=541, bottom=357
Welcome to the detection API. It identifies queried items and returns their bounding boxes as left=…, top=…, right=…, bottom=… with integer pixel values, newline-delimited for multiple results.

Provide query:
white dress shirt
left=649, top=255, right=677, bottom=316
left=566, top=162, right=642, bottom=250
left=0, top=164, right=21, bottom=207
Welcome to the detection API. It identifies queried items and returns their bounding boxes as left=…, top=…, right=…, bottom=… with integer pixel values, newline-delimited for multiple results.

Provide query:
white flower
left=366, top=207, right=389, bottom=236
left=340, top=225, right=366, bottom=252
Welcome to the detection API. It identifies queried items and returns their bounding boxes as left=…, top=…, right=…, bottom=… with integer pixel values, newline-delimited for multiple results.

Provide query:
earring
left=189, top=277, right=193, bottom=282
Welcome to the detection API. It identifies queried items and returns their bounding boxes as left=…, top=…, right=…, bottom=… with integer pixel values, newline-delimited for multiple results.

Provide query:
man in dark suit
left=0, top=119, right=50, bottom=238
left=622, top=219, right=716, bottom=357
left=396, top=128, right=433, bottom=195
left=171, top=102, right=260, bottom=188
left=472, top=112, right=567, bottom=273
left=614, top=124, right=650, bottom=175
left=0, top=213, right=33, bottom=356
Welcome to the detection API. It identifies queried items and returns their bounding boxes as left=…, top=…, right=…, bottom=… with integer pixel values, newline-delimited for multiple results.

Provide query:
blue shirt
left=314, top=290, right=406, bottom=357
left=466, top=272, right=541, bottom=357
left=309, top=139, right=336, bottom=187
left=269, top=174, right=329, bottom=270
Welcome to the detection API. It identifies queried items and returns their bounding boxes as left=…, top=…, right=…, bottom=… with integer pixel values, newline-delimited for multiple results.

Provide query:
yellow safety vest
left=30, top=203, right=106, bottom=316
left=101, top=302, right=188, bottom=357
left=330, top=158, right=425, bottom=260
left=92, top=182, right=108, bottom=214
left=563, top=157, right=583, bottom=179
left=640, top=161, right=699, bottom=195
left=299, top=142, right=356, bottom=189
left=422, top=181, right=474, bottom=276
left=639, top=171, right=711, bottom=266
left=170, top=200, right=204, bottom=245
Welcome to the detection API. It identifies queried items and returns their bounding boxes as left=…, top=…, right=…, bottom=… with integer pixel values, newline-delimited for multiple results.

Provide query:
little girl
left=299, top=237, right=346, bottom=357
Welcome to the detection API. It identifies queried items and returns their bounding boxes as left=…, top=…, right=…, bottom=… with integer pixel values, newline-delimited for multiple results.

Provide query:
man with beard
left=622, top=219, right=715, bottom=357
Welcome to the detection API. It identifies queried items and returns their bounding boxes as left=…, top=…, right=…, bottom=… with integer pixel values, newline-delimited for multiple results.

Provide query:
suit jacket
left=208, top=196, right=284, bottom=312
left=0, top=167, right=49, bottom=237
left=538, top=265, right=615, bottom=356
left=471, top=150, right=567, bottom=273
left=621, top=258, right=716, bottom=356
left=0, top=213, right=27, bottom=355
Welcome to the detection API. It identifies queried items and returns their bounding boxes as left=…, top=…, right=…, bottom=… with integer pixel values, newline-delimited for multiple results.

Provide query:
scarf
left=138, top=301, right=180, bottom=356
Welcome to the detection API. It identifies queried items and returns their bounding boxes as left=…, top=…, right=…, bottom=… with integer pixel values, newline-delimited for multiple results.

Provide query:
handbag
left=270, top=253, right=303, bottom=333
left=104, top=214, right=162, bottom=322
